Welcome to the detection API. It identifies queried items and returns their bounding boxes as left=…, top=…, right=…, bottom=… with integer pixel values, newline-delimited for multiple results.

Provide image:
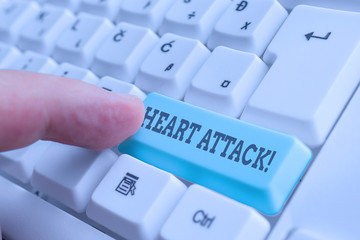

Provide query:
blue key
left=118, top=93, right=312, bottom=215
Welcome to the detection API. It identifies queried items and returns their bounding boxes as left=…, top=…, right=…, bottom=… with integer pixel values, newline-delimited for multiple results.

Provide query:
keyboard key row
left=1, top=0, right=289, bottom=56
left=0, top=149, right=271, bottom=240
left=2, top=4, right=360, bottom=149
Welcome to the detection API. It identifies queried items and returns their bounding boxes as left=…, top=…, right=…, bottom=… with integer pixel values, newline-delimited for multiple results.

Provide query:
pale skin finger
left=0, top=70, right=145, bottom=151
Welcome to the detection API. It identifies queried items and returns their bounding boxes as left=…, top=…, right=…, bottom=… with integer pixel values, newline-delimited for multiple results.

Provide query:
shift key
left=118, top=93, right=312, bottom=215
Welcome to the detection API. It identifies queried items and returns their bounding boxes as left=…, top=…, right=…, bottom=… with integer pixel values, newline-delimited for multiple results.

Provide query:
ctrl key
left=86, top=154, right=186, bottom=240
left=160, top=185, right=270, bottom=240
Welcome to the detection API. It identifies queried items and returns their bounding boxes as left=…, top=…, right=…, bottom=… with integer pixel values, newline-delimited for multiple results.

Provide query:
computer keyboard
left=0, top=0, right=360, bottom=239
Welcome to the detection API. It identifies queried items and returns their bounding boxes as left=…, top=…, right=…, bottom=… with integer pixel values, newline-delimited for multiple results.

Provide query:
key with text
left=118, top=93, right=312, bottom=215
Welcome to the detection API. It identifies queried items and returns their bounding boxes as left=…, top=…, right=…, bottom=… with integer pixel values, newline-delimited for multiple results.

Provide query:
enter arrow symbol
left=305, top=32, right=331, bottom=41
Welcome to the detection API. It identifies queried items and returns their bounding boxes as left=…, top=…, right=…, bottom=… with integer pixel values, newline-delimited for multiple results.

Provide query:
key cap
left=0, top=175, right=114, bottom=240
left=78, top=0, right=123, bottom=21
left=45, top=0, right=81, bottom=11
left=17, top=4, right=75, bottom=54
left=117, top=0, right=176, bottom=31
left=135, top=33, right=210, bottom=99
left=160, top=184, right=270, bottom=240
left=91, top=22, right=158, bottom=82
left=184, top=46, right=268, bottom=117
left=118, top=93, right=312, bottom=215
left=286, top=229, right=325, bottom=240
left=0, top=42, right=21, bottom=68
left=52, top=12, right=114, bottom=68
left=52, top=62, right=99, bottom=85
left=207, top=0, right=287, bottom=56
left=0, top=0, right=40, bottom=43
left=97, top=76, right=146, bottom=100
left=31, top=142, right=118, bottom=212
left=241, top=6, right=360, bottom=148
left=267, top=73, right=360, bottom=240
left=278, top=0, right=360, bottom=12
left=86, top=154, right=186, bottom=240
left=158, top=0, right=230, bottom=43
left=10, top=50, right=58, bottom=73
left=0, top=140, right=51, bottom=183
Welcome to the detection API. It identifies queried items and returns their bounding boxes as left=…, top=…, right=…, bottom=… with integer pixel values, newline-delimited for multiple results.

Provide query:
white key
left=0, top=0, right=40, bottom=43
left=207, top=0, right=287, bottom=56
left=286, top=229, right=326, bottom=240
left=10, top=50, right=58, bottom=73
left=17, top=4, right=75, bottom=54
left=45, top=0, right=81, bottom=11
left=184, top=46, right=268, bottom=117
left=160, top=184, right=270, bottom=240
left=52, top=13, right=114, bottom=67
left=118, top=0, right=176, bottom=31
left=278, top=0, right=360, bottom=12
left=86, top=154, right=186, bottom=240
left=135, top=33, right=210, bottom=99
left=267, top=65, right=360, bottom=240
left=53, top=62, right=99, bottom=85
left=0, top=42, right=21, bottom=68
left=31, top=143, right=118, bottom=212
left=159, top=0, right=230, bottom=43
left=78, top=0, right=123, bottom=21
left=98, top=76, right=146, bottom=100
left=0, top=175, right=114, bottom=240
left=241, top=6, right=360, bottom=148
left=0, top=141, right=51, bottom=183
left=91, top=22, right=158, bottom=82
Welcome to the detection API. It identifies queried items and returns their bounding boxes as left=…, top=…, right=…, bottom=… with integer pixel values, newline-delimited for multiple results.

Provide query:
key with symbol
left=52, top=13, right=114, bottom=68
left=52, top=62, right=99, bottom=85
left=117, top=0, right=176, bottom=31
left=0, top=0, right=40, bottom=43
left=135, top=33, right=210, bottom=99
left=10, top=50, right=57, bottom=74
left=159, top=185, right=270, bottom=240
left=91, top=22, right=158, bottom=82
left=86, top=154, right=186, bottom=240
left=158, top=0, right=230, bottom=43
left=184, top=46, right=268, bottom=118
left=97, top=76, right=146, bottom=100
left=17, top=4, right=75, bottom=55
left=207, top=0, right=287, bottom=56
left=241, top=5, right=360, bottom=148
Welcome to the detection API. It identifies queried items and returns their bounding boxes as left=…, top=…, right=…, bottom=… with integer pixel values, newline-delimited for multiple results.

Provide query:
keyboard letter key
left=118, top=93, right=312, bottom=215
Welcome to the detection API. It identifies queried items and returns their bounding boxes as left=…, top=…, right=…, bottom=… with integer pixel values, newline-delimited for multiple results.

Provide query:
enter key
left=119, top=93, right=312, bottom=215
left=242, top=5, right=360, bottom=148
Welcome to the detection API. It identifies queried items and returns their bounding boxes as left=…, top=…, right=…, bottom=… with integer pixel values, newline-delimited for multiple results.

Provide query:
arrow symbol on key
left=305, top=32, right=331, bottom=41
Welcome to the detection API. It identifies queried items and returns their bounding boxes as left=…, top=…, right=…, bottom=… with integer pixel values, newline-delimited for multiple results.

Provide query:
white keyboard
left=1, top=0, right=360, bottom=239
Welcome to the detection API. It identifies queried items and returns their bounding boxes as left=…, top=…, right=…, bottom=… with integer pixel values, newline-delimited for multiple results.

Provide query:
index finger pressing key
left=0, top=70, right=145, bottom=151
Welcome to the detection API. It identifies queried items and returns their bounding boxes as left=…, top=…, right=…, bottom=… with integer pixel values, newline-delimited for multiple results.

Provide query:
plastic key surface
left=118, top=93, right=312, bottom=215
left=0, top=175, right=114, bottom=240
left=241, top=5, right=360, bottom=148
left=87, top=154, right=186, bottom=240
left=160, top=184, right=270, bottom=240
